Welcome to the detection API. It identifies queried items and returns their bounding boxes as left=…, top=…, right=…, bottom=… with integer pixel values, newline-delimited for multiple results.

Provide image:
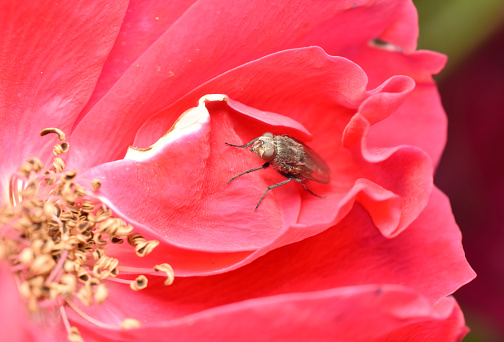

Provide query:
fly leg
left=228, top=162, right=270, bottom=183
left=255, top=178, right=293, bottom=210
left=292, top=177, right=326, bottom=198
left=256, top=177, right=326, bottom=211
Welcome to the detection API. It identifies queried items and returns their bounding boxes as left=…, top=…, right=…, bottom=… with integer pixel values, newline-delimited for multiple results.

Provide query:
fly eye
left=262, top=132, right=274, bottom=138
left=261, top=147, right=276, bottom=161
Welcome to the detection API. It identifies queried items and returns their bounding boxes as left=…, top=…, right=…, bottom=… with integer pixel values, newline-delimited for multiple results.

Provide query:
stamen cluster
left=0, top=128, right=174, bottom=341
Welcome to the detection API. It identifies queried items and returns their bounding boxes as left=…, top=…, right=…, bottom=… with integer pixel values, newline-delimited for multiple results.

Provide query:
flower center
left=0, top=128, right=174, bottom=342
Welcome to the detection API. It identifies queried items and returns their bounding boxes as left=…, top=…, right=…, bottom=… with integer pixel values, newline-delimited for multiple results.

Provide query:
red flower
left=0, top=0, right=475, bottom=341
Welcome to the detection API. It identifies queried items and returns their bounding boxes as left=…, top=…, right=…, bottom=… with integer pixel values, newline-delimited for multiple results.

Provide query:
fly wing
left=297, top=142, right=331, bottom=184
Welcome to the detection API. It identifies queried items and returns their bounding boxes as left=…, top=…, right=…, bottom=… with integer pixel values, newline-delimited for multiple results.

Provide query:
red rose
left=0, top=0, right=474, bottom=341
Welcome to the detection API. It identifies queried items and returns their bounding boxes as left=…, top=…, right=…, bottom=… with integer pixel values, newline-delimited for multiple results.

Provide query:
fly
left=226, top=132, right=330, bottom=210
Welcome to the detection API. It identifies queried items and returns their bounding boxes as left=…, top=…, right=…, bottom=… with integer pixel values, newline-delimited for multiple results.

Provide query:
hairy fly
left=226, top=132, right=330, bottom=210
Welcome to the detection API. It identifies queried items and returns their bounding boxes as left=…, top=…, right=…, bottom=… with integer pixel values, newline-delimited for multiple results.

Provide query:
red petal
left=80, top=96, right=286, bottom=255
left=223, top=188, right=473, bottom=303
left=0, top=263, right=58, bottom=342
left=83, top=89, right=475, bottom=291
left=0, top=263, right=34, bottom=341
left=64, top=188, right=468, bottom=338
left=318, top=0, right=447, bottom=166
left=69, top=285, right=468, bottom=342
left=380, top=296, right=469, bottom=342
left=294, top=0, right=418, bottom=55
left=67, top=0, right=415, bottom=170
left=78, top=0, right=198, bottom=119
left=74, top=188, right=473, bottom=326
left=342, top=46, right=448, bottom=165
left=0, top=0, right=128, bottom=201
left=133, top=47, right=366, bottom=148
left=80, top=80, right=436, bottom=273
left=136, top=48, right=429, bottom=238
left=377, top=0, right=419, bottom=53
left=340, top=77, right=433, bottom=237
